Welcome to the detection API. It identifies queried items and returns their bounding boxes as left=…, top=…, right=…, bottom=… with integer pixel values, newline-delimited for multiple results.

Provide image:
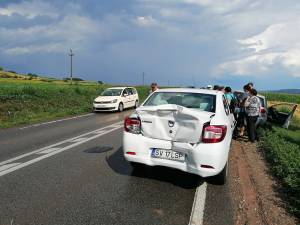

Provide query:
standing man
left=150, top=82, right=159, bottom=94
left=245, top=88, right=261, bottom=142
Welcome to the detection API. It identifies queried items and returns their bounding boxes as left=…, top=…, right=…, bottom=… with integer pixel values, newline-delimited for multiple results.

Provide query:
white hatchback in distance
left=123, top=88, right=236, bottom=184
left=93, top=87, right=139, bottom=112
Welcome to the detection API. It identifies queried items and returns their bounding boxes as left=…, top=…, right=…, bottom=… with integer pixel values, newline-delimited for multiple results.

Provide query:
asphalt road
left=0, top=111, right=234, bottom=225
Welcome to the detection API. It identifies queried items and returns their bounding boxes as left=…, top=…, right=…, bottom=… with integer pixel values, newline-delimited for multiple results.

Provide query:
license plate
left=151, top=149, right=185, bottom=162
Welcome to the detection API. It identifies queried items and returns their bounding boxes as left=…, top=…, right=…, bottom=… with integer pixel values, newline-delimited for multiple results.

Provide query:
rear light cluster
left=260, top=107, right=266, bottom=114
left=202, top=124, right=227, bottom=143
left=124, top=117, right=141, bottom=134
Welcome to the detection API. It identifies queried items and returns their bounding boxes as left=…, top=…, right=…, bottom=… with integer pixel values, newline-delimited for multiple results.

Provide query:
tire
left=118, top=102, right=124, bottom=112
left=134, top=100, right=139, bottom=109
left=211, top=162, right=228, bottom=185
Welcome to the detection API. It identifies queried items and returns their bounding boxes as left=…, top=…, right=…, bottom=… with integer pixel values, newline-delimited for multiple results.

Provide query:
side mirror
left=123, top=93, right=128, bottom=97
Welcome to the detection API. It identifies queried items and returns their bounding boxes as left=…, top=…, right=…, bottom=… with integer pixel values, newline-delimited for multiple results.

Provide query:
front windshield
left=144, top=92, right=216, bottom=112
left=101, top=89, right=122, bottom=96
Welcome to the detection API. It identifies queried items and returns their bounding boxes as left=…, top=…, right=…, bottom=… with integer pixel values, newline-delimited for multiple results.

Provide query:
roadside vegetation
left=259, top=96, right=300, bottom=218
left=0, top=70, right=150, bottom=128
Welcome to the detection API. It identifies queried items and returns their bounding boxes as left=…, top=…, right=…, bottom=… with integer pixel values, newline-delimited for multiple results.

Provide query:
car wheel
left=118, top=102, right=124, bottom=112
left=134, top=100, right=139, bottom=109
left=212, top=162, right=228, bottom=185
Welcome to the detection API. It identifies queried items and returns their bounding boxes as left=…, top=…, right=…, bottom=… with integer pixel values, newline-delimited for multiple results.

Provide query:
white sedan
left=93, top=87, right=139, bottom=112
left=123, top=88, right=236, bottom=184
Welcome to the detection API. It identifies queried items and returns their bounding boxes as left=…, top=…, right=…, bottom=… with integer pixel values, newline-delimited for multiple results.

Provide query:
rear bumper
left=123, top=132, right=231, bottom=177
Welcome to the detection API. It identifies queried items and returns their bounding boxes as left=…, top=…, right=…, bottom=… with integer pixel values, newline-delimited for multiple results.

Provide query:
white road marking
left=0, top=121, right=123, bottom=167
left=189, top=182, right=207, bottom=225
left=19, top=113, right=94, bottom=130
left=36, top=147, right=61, bottom=155
left=0, top=163, right=21, bottom=172
left=0, top=124, right=122, bottom=177
left=69, top=137, right=88, bottom=142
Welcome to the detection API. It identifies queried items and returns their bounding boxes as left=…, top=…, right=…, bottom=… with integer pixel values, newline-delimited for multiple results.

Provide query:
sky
left=0, top=0, right=300, bottom=90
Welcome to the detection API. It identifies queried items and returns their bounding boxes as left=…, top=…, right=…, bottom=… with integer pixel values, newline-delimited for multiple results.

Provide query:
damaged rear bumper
left=123, top=132, right=230, bottom=177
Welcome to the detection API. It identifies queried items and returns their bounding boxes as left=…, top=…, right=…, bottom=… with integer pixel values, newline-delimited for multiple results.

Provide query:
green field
left=259, top=102, right=300, bottom=217
left=261, top=92, right=300, bottom=104
left=0, top=78, right=150, bottom=128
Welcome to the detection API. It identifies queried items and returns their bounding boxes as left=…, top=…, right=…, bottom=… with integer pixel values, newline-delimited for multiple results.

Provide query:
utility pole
left=142, top=72, right=145, bottom=86
left=68, top=49, right=74, bottom=84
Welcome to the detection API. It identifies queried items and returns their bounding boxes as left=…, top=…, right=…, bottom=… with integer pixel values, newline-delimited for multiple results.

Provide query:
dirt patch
left=229, top=140, right=298, bottom=225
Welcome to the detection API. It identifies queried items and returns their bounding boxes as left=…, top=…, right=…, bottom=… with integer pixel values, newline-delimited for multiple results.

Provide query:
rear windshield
left=144, top=92, right=216, bottom=112
left=101, top=89, right=122, bottom=96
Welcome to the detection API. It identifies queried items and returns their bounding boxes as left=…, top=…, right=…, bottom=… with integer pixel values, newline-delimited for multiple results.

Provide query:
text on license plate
left=151, top=149, right=185, bottom=161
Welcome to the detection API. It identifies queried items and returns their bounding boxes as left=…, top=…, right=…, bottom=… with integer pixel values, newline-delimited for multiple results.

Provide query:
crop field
left=261, top=92, right=300, bottom=104
left=0, top=76, right=150, bottom=128
left=259, top=97, right=299, bottom=217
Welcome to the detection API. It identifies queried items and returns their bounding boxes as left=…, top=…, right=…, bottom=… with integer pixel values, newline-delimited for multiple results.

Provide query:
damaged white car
left=123, top=88, right=236, bottom=184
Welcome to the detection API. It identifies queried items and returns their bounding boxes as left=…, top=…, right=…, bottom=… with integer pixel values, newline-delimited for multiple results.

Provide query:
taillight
left=260, top=107, right=266, bottom=114
left=202, top=125, right=227, bottom=143
left=124, top=117, right=141, bottom=134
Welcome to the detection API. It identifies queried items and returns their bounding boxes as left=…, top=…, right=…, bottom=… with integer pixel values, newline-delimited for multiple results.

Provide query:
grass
left=0, top=79, right=150, bottom=128
left=259, top=101, right=300, bottom=218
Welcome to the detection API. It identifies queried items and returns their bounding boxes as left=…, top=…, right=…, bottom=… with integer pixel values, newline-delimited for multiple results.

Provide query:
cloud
left=0, top=0, right=299, bottom=88
left=0, top=14, right=106, bottom=55
left=135, top=15, right=159, bottom=27
left=0, top=0, right=58, bottom=19
left=217, top=21, right=300, bottom=77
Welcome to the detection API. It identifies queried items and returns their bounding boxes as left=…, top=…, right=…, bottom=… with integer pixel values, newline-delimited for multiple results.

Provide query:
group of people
left=149, top=82, right=261, bottom=143
left=213, top=82, right=261, bottom=143
left=236, top=83, right=261, bottom=143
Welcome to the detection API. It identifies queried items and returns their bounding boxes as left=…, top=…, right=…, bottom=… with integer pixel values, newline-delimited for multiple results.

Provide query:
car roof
left=108, top=87, right=135, bottom=90
left=155, top=88, right=222, bottom=95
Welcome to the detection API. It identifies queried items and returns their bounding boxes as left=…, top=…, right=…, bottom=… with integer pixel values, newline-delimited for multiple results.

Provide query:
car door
left=223, top=95, right=236, bottom=133
left=268, top=103, right=297, bottom=129
left=127, top=88, right=135, bottom=107
left=122, top=88, right=131, bottom=108
left=132, top=88, right=139, bottom=105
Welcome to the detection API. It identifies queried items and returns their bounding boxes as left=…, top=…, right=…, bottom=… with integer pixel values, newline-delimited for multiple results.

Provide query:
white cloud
left=135, top=15, right=159, bottom=27
left=4, top=43, right=66, bottom=55
left=217, top=21, right=300, bottom=77
left=0, top=0, right=58, bottom=19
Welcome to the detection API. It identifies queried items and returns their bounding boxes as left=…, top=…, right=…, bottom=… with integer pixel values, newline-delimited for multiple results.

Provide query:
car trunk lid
left=136, top=104, right=214, bottom=143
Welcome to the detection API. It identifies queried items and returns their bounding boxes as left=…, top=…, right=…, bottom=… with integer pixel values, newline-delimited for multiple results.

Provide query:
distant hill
left=269, top=89, right=300, bottom=94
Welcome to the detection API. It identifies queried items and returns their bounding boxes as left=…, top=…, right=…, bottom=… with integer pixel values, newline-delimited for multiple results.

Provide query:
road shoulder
left=229, top=140, right=298, bottom=225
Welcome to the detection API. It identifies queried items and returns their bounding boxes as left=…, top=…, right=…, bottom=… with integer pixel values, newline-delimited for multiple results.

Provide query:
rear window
left=143, top=92, right=216, bottom=112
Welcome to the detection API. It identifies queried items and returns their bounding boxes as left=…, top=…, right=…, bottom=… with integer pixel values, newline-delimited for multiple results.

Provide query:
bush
left=0, top=66, right=3, bottom=71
